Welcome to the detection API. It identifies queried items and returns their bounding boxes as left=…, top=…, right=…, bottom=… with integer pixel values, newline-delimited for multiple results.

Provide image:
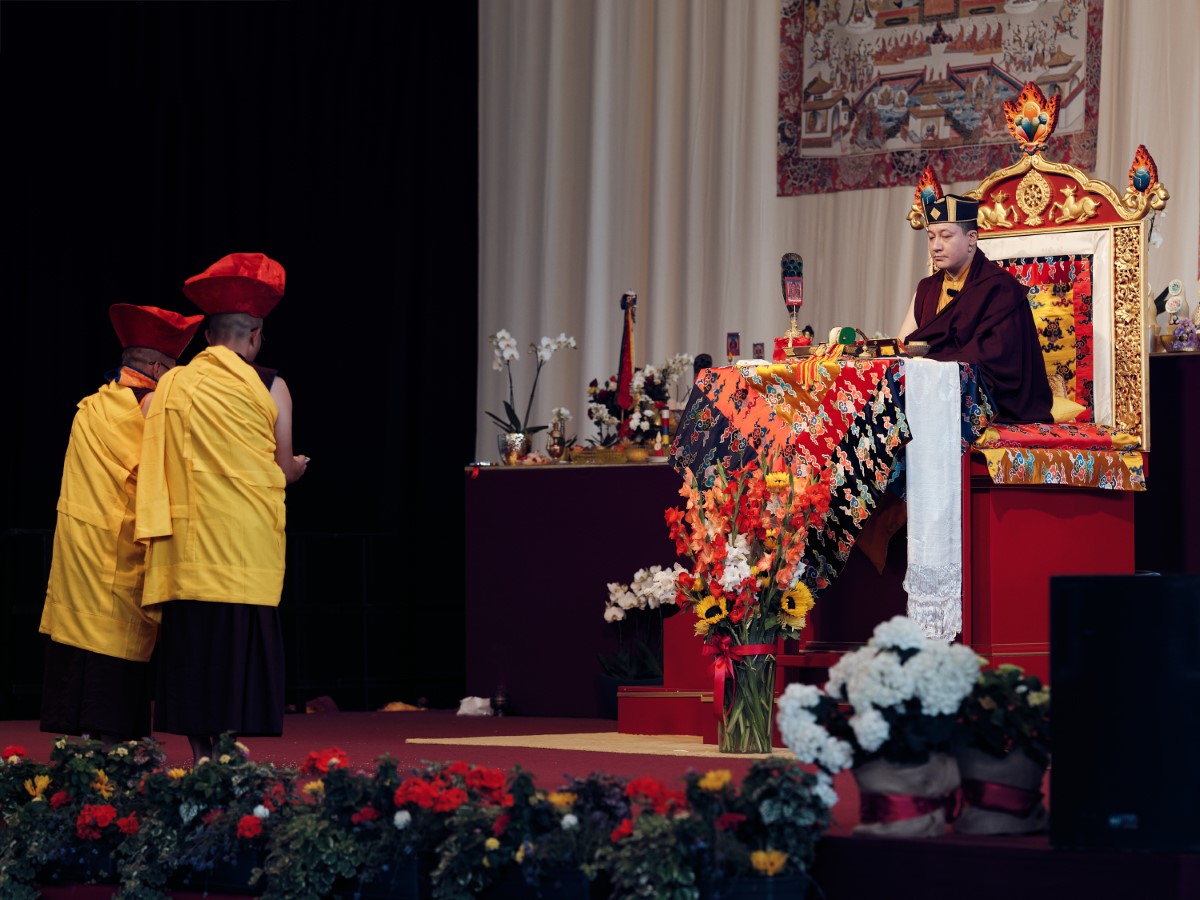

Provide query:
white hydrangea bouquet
left=776, top=615, right=980, bottom=834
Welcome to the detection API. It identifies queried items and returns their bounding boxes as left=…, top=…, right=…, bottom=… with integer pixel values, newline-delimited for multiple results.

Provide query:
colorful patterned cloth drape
left=669, top=359, right=991, bottom=590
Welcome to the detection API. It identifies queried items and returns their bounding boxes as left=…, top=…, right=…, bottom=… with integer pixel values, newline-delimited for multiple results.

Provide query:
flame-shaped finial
left=1003, top=82, right=1059, bottom=155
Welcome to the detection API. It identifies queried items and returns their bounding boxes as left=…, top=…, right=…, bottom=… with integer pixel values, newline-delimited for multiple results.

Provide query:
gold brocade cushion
left=1029, top=287, right=1079, bottom=403
left=1051, top=395, right=1087, bottom=424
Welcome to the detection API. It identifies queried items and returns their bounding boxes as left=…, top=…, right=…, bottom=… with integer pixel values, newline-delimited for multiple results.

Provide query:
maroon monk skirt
left=40, top=638, right=153, bottom=741
left=153, top=600, right=285, bottom=737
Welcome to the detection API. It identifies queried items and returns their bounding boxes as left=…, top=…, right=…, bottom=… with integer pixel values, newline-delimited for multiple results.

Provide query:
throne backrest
left=908, top=83, right=1168, bottom=450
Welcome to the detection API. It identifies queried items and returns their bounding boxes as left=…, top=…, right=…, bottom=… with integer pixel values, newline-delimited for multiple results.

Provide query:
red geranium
left=300, top=746, right=348, bottom=775
left=76, top=803, right=118, bottom=840
left=237, top=814, right=263, bottom=839
left=1, top=745, right=26, bottom=759
left=350, top=805, right=380, bottom=825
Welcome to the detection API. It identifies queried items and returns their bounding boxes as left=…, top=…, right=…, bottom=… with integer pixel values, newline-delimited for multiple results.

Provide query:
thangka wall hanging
left=777, top=0, right=1102, bottom=195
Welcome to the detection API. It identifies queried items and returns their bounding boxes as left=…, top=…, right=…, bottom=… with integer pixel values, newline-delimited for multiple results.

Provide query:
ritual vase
left=851, top=752, right=961, bottom=838
left=717, top=652, right=776, bottom=754
left=952, top=746, right=1049, bottom=835
left=497, top=431, right=531, bottom=465
left=545, top=422, right=567, bottom=461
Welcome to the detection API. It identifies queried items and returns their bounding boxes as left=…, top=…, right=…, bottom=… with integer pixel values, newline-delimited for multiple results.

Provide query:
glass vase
left=717, top=652, right=776, bottom=754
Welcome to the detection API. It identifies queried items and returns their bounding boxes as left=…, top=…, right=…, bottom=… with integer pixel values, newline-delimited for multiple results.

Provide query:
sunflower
left=779, top=583, right=815, bottom=628
left=764, top=472, right=790, bottom=492
left=694, top=593, right=728, bottom=635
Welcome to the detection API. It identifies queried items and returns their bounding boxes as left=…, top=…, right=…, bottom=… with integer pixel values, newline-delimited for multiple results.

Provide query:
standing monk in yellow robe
left=40, top=304, right=203, bottom=749
left=136, top=252, right=308, bottom=765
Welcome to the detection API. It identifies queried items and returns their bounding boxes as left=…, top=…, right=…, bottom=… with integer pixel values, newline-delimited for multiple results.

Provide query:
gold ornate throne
left=904, top=81, right=1170, bottom=677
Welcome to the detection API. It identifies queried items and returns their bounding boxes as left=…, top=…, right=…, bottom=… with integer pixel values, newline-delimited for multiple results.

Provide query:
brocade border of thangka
left=978, top=447, right=1145, bottom=490
left=777, top=0, right=1103, bottom=196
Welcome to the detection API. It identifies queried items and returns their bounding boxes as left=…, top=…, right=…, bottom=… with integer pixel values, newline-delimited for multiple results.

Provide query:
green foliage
left=956, top=663, right=1052, bottom=765
left=591, top=814, right=699, bottom=900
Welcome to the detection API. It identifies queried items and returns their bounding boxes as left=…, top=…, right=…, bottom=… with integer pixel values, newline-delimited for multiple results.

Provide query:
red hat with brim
left=109, top=304, right=205, bottom=360
left=182, top=252, right=286, bottom=318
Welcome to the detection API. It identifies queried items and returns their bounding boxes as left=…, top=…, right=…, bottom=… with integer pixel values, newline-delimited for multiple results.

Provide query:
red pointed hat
left=182, top=252, right=286, bottom=317
left=108, top=304, right=205, bottom=360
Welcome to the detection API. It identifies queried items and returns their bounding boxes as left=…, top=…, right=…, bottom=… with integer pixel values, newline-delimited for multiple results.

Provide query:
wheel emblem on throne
left=1015, top=170, right=1052, bottom=226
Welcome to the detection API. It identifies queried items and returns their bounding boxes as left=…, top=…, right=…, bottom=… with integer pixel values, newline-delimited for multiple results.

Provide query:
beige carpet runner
left=406, top=732, right=794, bottom=760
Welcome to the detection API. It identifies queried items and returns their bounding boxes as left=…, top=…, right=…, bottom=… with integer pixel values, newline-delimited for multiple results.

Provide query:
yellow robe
left=136, top=345, right=287, bottom=607
left=40, top=380, right=161, bottom=662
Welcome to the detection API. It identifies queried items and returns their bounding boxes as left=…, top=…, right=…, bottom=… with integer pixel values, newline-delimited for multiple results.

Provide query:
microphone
left=781, top=253, right=803, bottom=311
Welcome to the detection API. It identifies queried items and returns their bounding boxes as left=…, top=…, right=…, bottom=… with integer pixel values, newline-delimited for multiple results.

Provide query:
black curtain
left=1, top=1, right=477, bottom=714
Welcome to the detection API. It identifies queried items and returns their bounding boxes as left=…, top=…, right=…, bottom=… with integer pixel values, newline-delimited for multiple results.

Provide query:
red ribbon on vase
left=962, top=778, right=1044, bottom=817
left=703, top=636, right=776, bottom=720
left=859, top=787, right=964, bottom=825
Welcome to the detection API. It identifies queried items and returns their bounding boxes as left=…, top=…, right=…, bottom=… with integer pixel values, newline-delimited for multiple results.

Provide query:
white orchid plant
left=486, top=329, right=577, bottom=436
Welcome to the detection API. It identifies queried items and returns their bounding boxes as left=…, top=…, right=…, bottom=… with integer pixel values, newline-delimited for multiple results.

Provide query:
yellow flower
left=303, top=780, right=325, bottom=796
left=780, top=583, right=814, bottom=622
left=694, top=594, right=728, bottom=635
left=546, top=791, right=577, bottom=810
left=218, top=754, right=232, bottom=764
left=1028, top=689, right=1050, bottom=707
left=750, top=849, right=788, bottom=876
left=24, top=774, right=50, bottom=799
left=114, top=746, right=129, bottom=757
left=92, top=770, right=114, bottom=799
left=166, top=768, right=188, bottom=780
left=514, top=843, right=526, bottom=863
left=484, top=837, right=500, bottom=851
left=765, top=472, right=789, bottom=493
left=697, top=770, right=732, bottom=791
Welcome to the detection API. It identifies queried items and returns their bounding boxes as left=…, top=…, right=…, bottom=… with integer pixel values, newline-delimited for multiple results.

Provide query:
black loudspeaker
left=1050, top=573, right=1200, bottom=852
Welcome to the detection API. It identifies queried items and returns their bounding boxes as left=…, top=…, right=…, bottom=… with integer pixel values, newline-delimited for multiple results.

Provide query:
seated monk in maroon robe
left=897, top=192, right=1052, bottom=425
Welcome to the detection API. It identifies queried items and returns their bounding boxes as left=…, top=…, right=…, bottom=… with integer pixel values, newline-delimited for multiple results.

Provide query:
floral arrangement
left=587, top=354, right=693, bottom=447
left=0, top=736, right=167, bottom=898
left=776, top=615, right=981, bottom=797
left=956, top=663, right=1051, bottom=766
left=1172, top=317, right=1197, bottom=351
left=588, top=758, right=831, bottom=898
left=600, top=564, right=686, bottom=681
left=113, top=733, right=292, bottom=898
left=432, top=768, right=629, bottom=899
left=0, top=739, right=835, bottom=898
left=485, top=329, right=576, bottom=437
left=665, top=446, right=832, bottom=751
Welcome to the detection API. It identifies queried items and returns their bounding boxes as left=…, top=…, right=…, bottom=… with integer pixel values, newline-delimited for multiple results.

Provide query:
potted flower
left=586, top=356, right=692, bottom=454
left=0, top=736, right=164, bottom=895
left=116, top=733, right=292, bottom=897
left=256, top=745, right=373, bottom=899
left=588, top=759, right=832, bottom=899
left=598, top=564, right=686, bottom=714
left=951, top=663, right=1051, bottom=835
left=666, top=447, right=833, bottom=752
left=775, top=615, right=981, bottom=837
left=486, top=329, right=576, bottom=463
left=432, top=768, right=630, bottom=899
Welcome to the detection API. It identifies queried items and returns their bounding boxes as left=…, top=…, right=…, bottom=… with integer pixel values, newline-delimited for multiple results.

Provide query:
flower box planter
left=349, top=854, right=431, bottom=900
left=38, top=845, right=119, bottom=887
left=479, top=867, right=595, bottom=899
left=699, top=873, right=811, bottom=899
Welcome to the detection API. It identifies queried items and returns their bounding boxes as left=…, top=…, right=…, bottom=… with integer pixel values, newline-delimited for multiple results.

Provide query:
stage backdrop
left=777, top=0, right=1102, bottom=195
